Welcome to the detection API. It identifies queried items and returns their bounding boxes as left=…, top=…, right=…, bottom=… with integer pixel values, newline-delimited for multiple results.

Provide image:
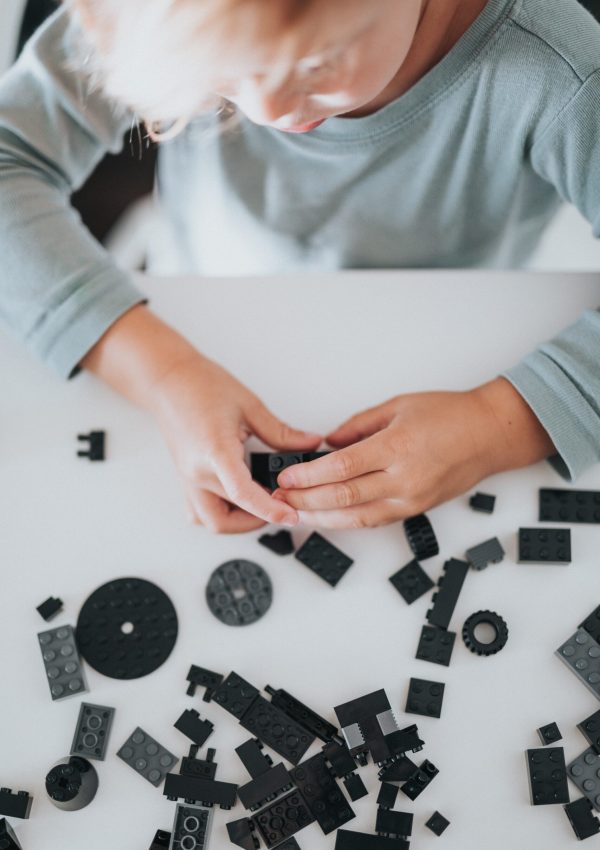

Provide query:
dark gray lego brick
left=70, top=702, right=115, bottom=761
left=37, top=625, right=88, bottom=701
left=556, top=629, right=600, bottom=700
left=117, top=727, right=178, bottom=787
left=568, top=748, right=600, bottom=811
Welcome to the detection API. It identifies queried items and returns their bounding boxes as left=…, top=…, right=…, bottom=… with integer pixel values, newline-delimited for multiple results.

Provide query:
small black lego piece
left=226, top=816, right=259, bottom=850
left=170, top=803, right=212, bottom=849
left=250, top=451, right=329, bottom=490
left=378, top=756, right=417, bottom=782
left=259, top=530, right=295, bottom=556
left=265, top=684, right=340, bottom=743
left=405, top=678, right=445, bottom=719
left=70, top=702, right=115, bottom=761
left=465, top=537, right=505, bottom=571
left=236, top=739, right=273, bottom=778
left=0, top=818, right=22, bottom=850
left=238, top=763, right=293, bottom=811
left=163, top=772, right=238, bottom=809
left=416, top=624, right=456, bottom=667
left=0, top=788, right=32, bottom=820
left=518, top=528, right=572, bottom=564
left=335, top=828, right=410, bottom=849
left=578, top=710, right=600, bottom=753
left=400, top=760, right=439, bottom=801
left=290, top=752, right=355, bottom=834
left=240, top=695, right=315, bottom=765
left=206, top=560, right=273, bottom=626
left=537, top=722, right=562, bottom=746
left=271, top=840, right=301, bottom=850
left=76, top=430, right=105, bottom=461
left=426, top=558, right=469, bottom=630
left=252, top=788, right=315, bottom=849
left=213, top=672, right=260, bottom=719
left=180, top=746, right=218, bottom=781
left=469, top=492, right=496, bottom=513
left=174, top=708, right=214, bottom=746
left=343, top=773, right=368, bottom=801
left=539, top=488, right=600, bottom=524
left=462, top=610, right=509, bottom=656
left=375, top=808, right=413, bottom=840
left=335, top=689, right=404, bottom=764
left=186, top=665, right=223, bottom=700
left=376, top=782, right=398, bottom=810
left=148, top=829, right=171, bottom=850
left=564, top=797, right=600, bottom=841
left=45, top=756, right=99, bottom=811
left=36, top=596, right=63, bottom=622
left=526, top=748, right=569, bottom=805
left=403, top=513, right=439, bottom=560
left=425, top=811, right=450, bottom=836
left=389, top=560, right=434, bottom=604
left=579, top=605, right=600, bottom=644
left=294, top=532, right=354, bottom=587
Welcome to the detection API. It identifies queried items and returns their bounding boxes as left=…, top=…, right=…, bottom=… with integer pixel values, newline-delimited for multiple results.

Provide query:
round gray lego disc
left=206, top=560, right=272, bottom=626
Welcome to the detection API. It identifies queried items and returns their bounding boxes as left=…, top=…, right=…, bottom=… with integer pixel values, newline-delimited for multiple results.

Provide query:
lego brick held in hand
left=77, top=430, right=105, bottom=461
left=537, top=722, right=562, bottom=746
left=539, top=488, right=600, bottom=523
left=403, top=513, right=439, bottom=560
left=465, top=537, right=505, bottom=571
left=36, top=596, right=63, bottom=622
left=518, top=528, right=571, bottom=564
left=258, top=530, right=295, bottom=556
left=564, top=797, right=600, bottom=841
left=294, top=532, right=354, bottom=587
left=205, top=560, right=272, bottom=626
left=70, top=702, right=115, bottom=761
left=389, top=559, right=434, bottom=604
left=469, top=492, right=496, bottom=513
left=527, top=747, right=569, bottom=806
left=37, top=624, right=87, bottom=701
left=416, top=624, right=456, bottom=666
left=462, top=611, right=508, bottom=657
left=426, top=559, right=469, bottom=630
left=250, top=451, right=329, bottom=490
left=425, top=811, right=450, bottom=836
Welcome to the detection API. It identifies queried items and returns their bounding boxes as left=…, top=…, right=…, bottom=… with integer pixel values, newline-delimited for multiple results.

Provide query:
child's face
left=215, top=0, right=424, bottom=132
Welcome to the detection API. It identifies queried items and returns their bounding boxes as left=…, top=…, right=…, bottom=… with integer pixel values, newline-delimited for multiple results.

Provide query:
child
left=0, top=0, right=598, bottom=533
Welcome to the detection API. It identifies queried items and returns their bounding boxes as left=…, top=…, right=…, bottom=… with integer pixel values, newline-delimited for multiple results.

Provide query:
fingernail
left=282, top=513, right=299, bottom=527
left=279, top=473, right=293, bottom=487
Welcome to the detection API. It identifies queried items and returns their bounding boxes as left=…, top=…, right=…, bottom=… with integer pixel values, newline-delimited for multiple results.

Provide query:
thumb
left=326, top=404, right=394, bottom=447
left=246, top=401, right=322, bottom=451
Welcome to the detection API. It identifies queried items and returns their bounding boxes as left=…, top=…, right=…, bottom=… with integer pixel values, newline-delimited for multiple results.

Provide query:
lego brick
left=0, top=788, right=32, bottom=820
left=518, top=528, right=571, bottom=564
left=378, top=756, right=417, bottom=782
left=343, top=773, right=368, bottom=801
left=37, top=624, right=87, bottom=701
left=537, top=722, right=562, bottom=746
left=564, top=797, right=600, bottom=841
left=252, top=789, right=314, bottom=849
left=415, top=625, right=456, bottom=667
left=0, top=818, right=22, bottom=850
left=527, top=748, right=569, bottom=805
left=578, top=710, right=600, bottom=753
left=403, top=513, right=439, bottom=560
left=117, top=727, right=178, bottom=787
left=335, top=690, right=391, bottom=728
left=169, top=803, right=212, bottom=850
left=163, top=773, right=238, bottom=809
left=205, top=560, right=272, bottom=626
left=77, top=430, right=105, bottom=460
left=265, top=685, right=339, bottom=743
left=227, top=816, right=259, bottom=850
left=36, top=596, right=63, bottom=622
left=70, top=702, right=115, bottom=761
left=290, top=753, right=354, bottom=834
left=241, top=695, right=315, bottom=765
left=376, top=782, right=398, bottom=810
left=405, top=679, right=445, bottom=719
left=426, top=559, right=469, bottom=630
left=469, top=492, right=496, bottom=513
left=181, top=747, right=217, bottom=781
left=556, top=629, right=600, bottom=700
left=45, top=756, right=98, bottom=811
left=258, top=530, right=295, bottom=556
left=213, top=672, right=260, bottom=720
left=186, top=665, right=223, bottom=700
left=400, top=760, right=439, bottom=801
left=294, top=532, right=354, bottom=587
left=568, top=749, right=600, bottom=811
left=148, top=829, right=171, bottom=849
left=465, top=537, right=505, bottom=571
left=335, top=829, right=410, bottom=849
left=236, top=739, right=273, bottom=779
left=323, top=741, right=358, bottom=778
left=382, top=726, right=424, bottom=764
left=579, top=605, right=600, bottom=644
left=174, top=709, right=214, bottom=747
left=250, top=452, right=329, bottom=491
left=462, top=610, right=509, bottom=656
left=539, top=488, right=600, bottom=524
left=238, top=763, right=293, bottom=811
left=375, top=808, right=413, bottom=839
left=389, top=560, right=434, bottom=605
left=425, top=811, right=450, bottom=836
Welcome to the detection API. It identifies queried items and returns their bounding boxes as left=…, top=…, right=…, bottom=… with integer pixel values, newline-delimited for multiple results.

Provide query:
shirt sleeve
left=503, top=69, right=600, bottom=481
left=0, top=6, right=147, bottom=378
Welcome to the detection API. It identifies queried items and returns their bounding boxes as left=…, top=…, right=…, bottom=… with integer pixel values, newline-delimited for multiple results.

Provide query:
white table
left=1, top=270, right=600, bottom=850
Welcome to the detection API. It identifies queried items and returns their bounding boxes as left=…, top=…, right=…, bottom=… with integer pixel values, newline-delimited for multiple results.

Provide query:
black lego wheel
left=403, top=513, right=440, bottom=560
left=462, top=610, right=508, bottom=656
left=76, top=578, right=178, bottom=679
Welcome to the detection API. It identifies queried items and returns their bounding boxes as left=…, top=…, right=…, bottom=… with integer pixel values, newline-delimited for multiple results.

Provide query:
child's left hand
left=272, top=377, right=555, bottom=529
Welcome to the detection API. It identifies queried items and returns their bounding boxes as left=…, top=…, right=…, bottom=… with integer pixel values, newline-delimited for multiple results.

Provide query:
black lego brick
left=389, top=560, right=434, bottom=605
left=148, top=829, right=171, bottom=849
left=469, top=492, right=496, bottom=513
left=236, top=739, right=273, bottom=779
left=578, top=710, right=600, bottom=753
left=378, top=756, right=417, bottom=782
left=265, top=685, right=339, bottom=743
left=290, top=752, right=354, bottom=834
left=170, top=804, right=212, bottom=850
left=343, top=772, right=368, bottom=801
left=0, top=788, right=32, bottom=820
left=36, top=596, right=63, bottom=622
left=564, top=797, right=600, bottom=840
left=539, top=488, right=600, bottom=524
left=403, top=513, right=439, bottom=560
left=465, top=537, right=505, bottom=571
left=226, top=817, right=258, bottom=850
left=258, top=530, right=295, bottom=556
left=163, top=773, right=238, bottom=809
left=376, top=782, right=398, bottom=810
left=382, top=726, right=424, bottom=763
left=425, top=811, right=450, bottom=836
left=518, top=528, right=572, bottom=564
left=335, top=829, right=410, bottom=849
left=537, top=722, right=562, bottom=746
left=526, top=748, right=569, bottom=805
left=251, top=452, right=329, bottom=491
left=238, top=763, right=293, bottom=811
left=400, top=760, right=439, bottom=801
left=294, top=532, right=354, bottom=587
left=579, top=605, right=600, bottom=644
left=186, top=665, right=223, bottom=700
left=375, top=808, right=413, bottom=839
left=70, top=702, right=115, bottom=761
left=426, top=558, right=469, bottom=630
left=252, top=789, right=314, bottom=848
left=334, top=690, right=391, bottom=728
left=77, top=430, right=105, bottom=461
left=405, top=679, right=445, bottom=719
left=323, top=741, right=358, bottom=778
left=213, top=672, right=260, bottom=720
left=180, top=748, right=217, bottom=781
left=272, top=840, right=301, bottom=850
left=241, top=695, right=315, bottom=765
left=174, top=709, right=214, bottom=746
left=0, top=818, right=22, bottom=850
left=415, top=624, right=456, bottom=666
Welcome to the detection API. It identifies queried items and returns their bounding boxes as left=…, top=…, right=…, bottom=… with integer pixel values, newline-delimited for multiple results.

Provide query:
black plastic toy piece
left=564, top=797, right=600, bottom=840
left=163, top=772, right=238, bottom=809
left=76, top=577, right=178, bottom=679
left=174, top=709, right=214, bottom=746
left=335, top=828, right=409, bottom=849
left=186, top=665, right=223, bottom=700
left=0, top=788, right=32, bottom=820
left=294, top=532, right=354, bottom=587
left=181, top=746, right=218, bottom=781
left=290, top=752, right=355, bottom=834
left=425, top=811, right=450, bottom=836
left=378, top=756, right=417, bottom=782
left=77, top=430, right=105, bottom=460
left=70, top=702, right=115, bottom=761
left=538, top=722, right=562, bottom=746
left=462, top=610, right=509, bottom=656
left=250, top=451, right=329, bottom=491
left=213, top=672, right=261, bottom=719
left=0, top=818, right=21, bottom=850
left=400, top=760, right=439, bottom=800
left=45, top=756, right=99, bottom=811
left=323, top=741, right=359, bottom=778
left=236, top=739, right=273, bottom=778
left=405, top=679, right=445, bottom=719
left=403, top=514, right=439, bottom=560
left=469, top=492, right=496, bottom=513
left=465, top=537, right=505, bottom=571
left=265, top=685, right=340, bottom=744
left=579, top=711, right=600, bottom=754
left=258, top=530, right=295, bottom=556
left=170, top=803, right=212, bottom=849
left=426, top=558, right=469, bottom=630
left=252, top=789, right=314, bottom=848
left=227, top=816, right=259, bottom=850
left=36, top=596, right=63, bottom=622
left=518, top=528, right=572, bottom=564
left=375, top=808, right=413, bottom=840
left=343, top=773, right=368, bottom=801
left=241, top=695, right=315, bottom=765
left=389, top=560, right=434, bottom=604
left=272, top=840, right=301, bottom=850
left=376, top=782, right=398, bottom=810
left=579, top=605, right=600, bottom=644
left=238, top=763, right=293, bottom=811
left=415, top=625, right=456, bottom=667
left=148, top=829, right=171, bottom=850
left=205, top=560, right=272, bottom=626
left=539, top=488, right=600, bottom=524
left=334, top=689, right=412, bottom=765
left=526, top=748, right=569, bottom=805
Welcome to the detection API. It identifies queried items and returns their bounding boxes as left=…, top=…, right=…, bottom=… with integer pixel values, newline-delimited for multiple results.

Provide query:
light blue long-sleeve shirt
left=0, top=0, right=599, bottom=479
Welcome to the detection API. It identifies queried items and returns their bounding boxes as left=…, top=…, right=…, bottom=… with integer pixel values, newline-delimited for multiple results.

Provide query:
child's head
left=67, top=0, right=425, bottom=138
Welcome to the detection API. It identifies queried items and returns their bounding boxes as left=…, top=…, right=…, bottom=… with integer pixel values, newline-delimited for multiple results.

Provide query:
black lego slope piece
left=426, top=559, right=469, bottom=630
left=564, top=797, right=600, bottom=840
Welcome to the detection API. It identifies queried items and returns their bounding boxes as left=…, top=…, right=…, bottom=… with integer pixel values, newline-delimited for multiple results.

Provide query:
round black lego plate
left=206, top=559, right=273, bottom=626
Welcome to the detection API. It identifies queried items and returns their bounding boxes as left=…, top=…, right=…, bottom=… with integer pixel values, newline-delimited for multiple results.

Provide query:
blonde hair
left=63, top=0, right=319, bottom=142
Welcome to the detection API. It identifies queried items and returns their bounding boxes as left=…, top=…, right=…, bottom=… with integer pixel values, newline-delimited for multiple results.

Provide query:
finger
left=185, top=491, right=203, bottom=525
left=191, top=488, right=268, bottom=534
left=276, top=433, right=392, bottom=490
left=326, top=403, right=395, bottom=447
left=297, top=499, right=403, bottom=530
left=272, top=470, right=394, bottom=511
left=246, top=401, right=322, bottom=451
